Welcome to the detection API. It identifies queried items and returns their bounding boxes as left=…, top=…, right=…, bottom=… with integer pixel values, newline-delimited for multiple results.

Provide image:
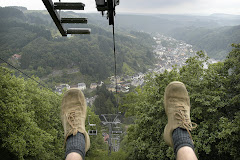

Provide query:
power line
left=0, top=57, right=59, bottom=96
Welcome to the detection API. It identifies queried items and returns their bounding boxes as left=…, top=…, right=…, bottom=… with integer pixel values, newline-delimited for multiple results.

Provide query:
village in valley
left=152, top=34, right=218, bottom=73
left=55, top=72, right=145, bottom=106
left=152, top=34, right=195, bottom=73
left=55, top=33, right=218, bottom=105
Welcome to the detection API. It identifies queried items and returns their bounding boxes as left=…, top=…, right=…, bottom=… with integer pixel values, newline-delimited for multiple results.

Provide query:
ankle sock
left=172, top=127, right=194, bottom=155
left=65, top=132, right=85, bottom=160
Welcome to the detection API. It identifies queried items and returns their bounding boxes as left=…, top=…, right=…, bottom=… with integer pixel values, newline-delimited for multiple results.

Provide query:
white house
left=98, top=81, right=104, bottom=87
left=62, top=84, right=70, bottom=89
left=55, top=87, right=62, bottom=94
left=78, top=83, right=86, bottom=90
left=55, top=84, right=70, bottom=94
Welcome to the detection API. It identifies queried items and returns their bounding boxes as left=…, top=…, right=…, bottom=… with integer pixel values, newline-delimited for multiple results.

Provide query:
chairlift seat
left=61, top=18, right=87, bottom=24
left=88, top=115, right=97, bottom=135
left=54, top=2, right=85, bottom=10
left=89, top=123, right=96, bottom=127
left=114, top=126, right=120, bottom=129
left=88, top=130, right=97, bottom=135
left=112, top=131, right=122, bottom=134
left=67, top=28, right=91, bottom=34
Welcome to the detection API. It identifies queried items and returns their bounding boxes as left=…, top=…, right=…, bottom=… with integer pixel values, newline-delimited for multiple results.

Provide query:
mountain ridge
left=0, top=7, right=155, bottom=87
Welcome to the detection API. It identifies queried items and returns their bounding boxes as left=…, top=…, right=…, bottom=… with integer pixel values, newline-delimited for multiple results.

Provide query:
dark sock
left=172, top=127, right=194, bottom=155
left=65, top=132, right=85, bottom=160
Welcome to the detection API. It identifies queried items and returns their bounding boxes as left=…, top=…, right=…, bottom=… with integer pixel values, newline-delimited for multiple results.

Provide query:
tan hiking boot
left=61, top=88, right=90, bottom=152
left=163, top=81, right=197, bottom=147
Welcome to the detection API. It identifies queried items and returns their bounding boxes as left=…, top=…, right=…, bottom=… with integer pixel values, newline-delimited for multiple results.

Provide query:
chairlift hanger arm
left=43, top=0, right=119, bottom=36
left=42, top=0, right=91, bottom=36
left=42, top=0, right=67, bottom=36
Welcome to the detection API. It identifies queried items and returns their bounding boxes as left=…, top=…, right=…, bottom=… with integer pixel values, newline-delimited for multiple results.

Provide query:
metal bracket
left=42, top=0, right=67, bottom=36
left=42, top=0, right=90, bottom=36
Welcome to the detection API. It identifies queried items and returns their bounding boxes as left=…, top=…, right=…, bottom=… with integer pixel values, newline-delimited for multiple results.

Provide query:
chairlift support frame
left=42, top=0, right=90, bottom=36
left=101, top=114, right=122, bottom=154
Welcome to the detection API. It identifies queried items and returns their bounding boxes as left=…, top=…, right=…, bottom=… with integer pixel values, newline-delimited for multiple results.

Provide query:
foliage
left=0, top=66, right=64, bottom=160
left=121, top=46, right=240, bottom=159
left=93, top=84, right=117, bottom=115
left=0, top=66, right=109, bottom=160
left=86, top=149, right=128, bottom=160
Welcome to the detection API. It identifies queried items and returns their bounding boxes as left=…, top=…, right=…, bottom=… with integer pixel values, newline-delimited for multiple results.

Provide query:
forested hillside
left=168, top=25, right=240, bottom=60
left=0, top=7, right=155, bottom=84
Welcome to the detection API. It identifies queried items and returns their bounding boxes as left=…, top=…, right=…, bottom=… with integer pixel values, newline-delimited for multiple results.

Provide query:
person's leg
left=61, top=88, right=91, bottom=160
left=173, top=128, right=197, bottom=160
left=177, top=146, right=197, bottom=160
left=65, top=132, right=85, bottom=160
left=66, top=152, right=83, bottom=160
left=163, top=81, right=197, bottom=160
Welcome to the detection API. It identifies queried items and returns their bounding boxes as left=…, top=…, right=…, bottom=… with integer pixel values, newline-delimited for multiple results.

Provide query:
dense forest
left=0, top=7, right=155, bottom=85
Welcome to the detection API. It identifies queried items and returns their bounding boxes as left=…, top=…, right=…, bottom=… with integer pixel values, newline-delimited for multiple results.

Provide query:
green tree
left=0, top=66, right=64, bottom=160
left=121, top=47, right=240, bottom=159
left=94, top=85, right=117, bottom=115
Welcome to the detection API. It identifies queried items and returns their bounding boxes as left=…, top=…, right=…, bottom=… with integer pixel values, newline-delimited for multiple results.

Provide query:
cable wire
left=112, top=22, right=119, bottom=113
left=0, top=57, right=59, bottom=96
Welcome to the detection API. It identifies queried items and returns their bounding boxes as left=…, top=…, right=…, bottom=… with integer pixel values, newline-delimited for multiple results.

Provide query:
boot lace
left=64, top=110, right=82, bottom=145
left=174, top=106, right=197, bottom=141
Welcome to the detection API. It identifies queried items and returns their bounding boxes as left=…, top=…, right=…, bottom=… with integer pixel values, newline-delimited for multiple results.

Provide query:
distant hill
left=96, top=13, right=240, bottom=60
left=0, top=7, right=155, bottom=85
left=168, top=25, right=240, bottom=60
left=110, top=13, right=240, bottom=33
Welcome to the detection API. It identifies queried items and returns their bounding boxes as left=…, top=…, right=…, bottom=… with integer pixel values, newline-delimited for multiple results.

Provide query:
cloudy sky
left=0, top=0, right=240, bottom=15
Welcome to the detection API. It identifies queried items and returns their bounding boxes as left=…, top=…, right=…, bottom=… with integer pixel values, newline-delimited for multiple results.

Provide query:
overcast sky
left=0, top=0, right=240, bottom=15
